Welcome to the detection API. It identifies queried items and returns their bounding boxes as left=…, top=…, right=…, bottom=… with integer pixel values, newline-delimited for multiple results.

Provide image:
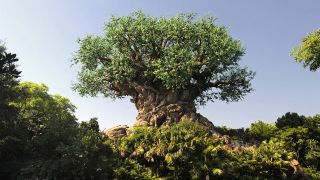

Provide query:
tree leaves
left=291, top=28, right=320, bottom=71
left=74, top=11, right=255, bottom=106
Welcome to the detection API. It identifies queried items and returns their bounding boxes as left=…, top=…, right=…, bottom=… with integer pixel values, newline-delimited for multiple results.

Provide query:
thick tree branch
left=97, top=56, right=112, bottom=62
left=190, top=79, right=236, bottom=100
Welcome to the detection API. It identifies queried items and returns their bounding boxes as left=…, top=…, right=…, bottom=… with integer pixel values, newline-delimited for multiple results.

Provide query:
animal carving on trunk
left=132, top=88, right=213, bottom=131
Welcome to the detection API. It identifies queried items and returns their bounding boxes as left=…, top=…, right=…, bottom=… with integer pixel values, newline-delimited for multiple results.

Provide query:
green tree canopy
left=276, top=112, right=306, bottom=129
left=11, top=82, right=77, bottom=137
left=6, top=82, right=114, bottom=179
left=0, top=41, right=6, bottom=54
left=249, top=120, right=276, bottom=141
left=74, top=11, right=255, bottom=128
left=0, top=46, right=21, bottom=103
left=291, top=29, right=320, bottom=71
left=0, top=44, right=29, bottom=179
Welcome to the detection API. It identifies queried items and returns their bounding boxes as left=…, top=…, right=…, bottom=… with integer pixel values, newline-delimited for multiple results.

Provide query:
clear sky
left=1, top=0, right=320, bottom=129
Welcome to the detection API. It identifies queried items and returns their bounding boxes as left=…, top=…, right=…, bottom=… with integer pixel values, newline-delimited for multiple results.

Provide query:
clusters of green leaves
left=291, top=28, right=320, bottom=71
left=74, top=11, right=254, bottom=105
left=0, top=79, right=115, bottom=179
left=248, top=120, right=277, bottom=142
left=110, top=112, right=320, bottom=179
left=110, top=118, right=318, bottom=180
left=18, top=118, right=114, bottom=180
left=0, top=45, right=28, bottom=177
left=273, top=115, right=320, bottom=179
left=10, top=82, right=77, bottom=138
left=276, top=112, right=307, bottom=129
left=0, top=46, right=114, bottom=179
left=111, top=121, right=233, bottom=179
left=228, top=113, right=320, bottom=179
left=227, top=140, right=294, bottom=179
left=0, top=81, right=115, bottom=179
left=0, top=41, right=5, bottom=53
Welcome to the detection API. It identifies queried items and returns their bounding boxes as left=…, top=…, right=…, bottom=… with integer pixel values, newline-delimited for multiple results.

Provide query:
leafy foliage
left=11, top=82, right=77, bottom=138
left=0, top=46, right=28, bottom=179
left=0, top=45, right=21, bottom=105
left=0, top=40, right=6, bottom=53
left=0, top=53, right=114, bottom=179
left=291, top=28, right=320, bottom=71
left=111, top=121, right=229, bottom=179
left=74, top=11, right=255, bottom=105
left=230, top=140, right=294, bottom=179
left=249, top=120, right=276, bottom=141
left=110, top=119, right=319, bottom=179
left=3, top=81, right=114, bottom=179
left=18, top=118, right=114, bottom=180
left=276, top=112, right=306, bottom=129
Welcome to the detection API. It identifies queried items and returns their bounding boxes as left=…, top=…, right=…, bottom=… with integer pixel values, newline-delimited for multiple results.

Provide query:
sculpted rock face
left=104, top=125, right=129, bottom=139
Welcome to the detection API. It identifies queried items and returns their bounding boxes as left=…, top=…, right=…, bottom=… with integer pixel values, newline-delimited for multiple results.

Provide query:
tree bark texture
left=129, top=85, right=215, bottom=132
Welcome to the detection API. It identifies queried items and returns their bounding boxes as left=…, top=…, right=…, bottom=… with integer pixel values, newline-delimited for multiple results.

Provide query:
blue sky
left=1, top=0, right=320, bottom=129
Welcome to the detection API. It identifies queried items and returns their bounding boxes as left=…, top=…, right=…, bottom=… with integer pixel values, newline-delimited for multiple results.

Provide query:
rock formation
left=104, top=125, right=129, bottom=139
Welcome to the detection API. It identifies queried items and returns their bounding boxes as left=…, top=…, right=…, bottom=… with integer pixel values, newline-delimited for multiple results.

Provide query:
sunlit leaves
left=74, top=11, right=254, bottom=105
left=291, top=28, right=320, bottom=71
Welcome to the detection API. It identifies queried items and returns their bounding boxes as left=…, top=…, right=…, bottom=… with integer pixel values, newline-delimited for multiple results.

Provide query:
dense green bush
left=111, top=121, right=230, bottom=179
left=18, top=118, right=114, bottom=180
left=109, top=119, right=319, bottom=179
left=0, top=47, right=114, bottom=179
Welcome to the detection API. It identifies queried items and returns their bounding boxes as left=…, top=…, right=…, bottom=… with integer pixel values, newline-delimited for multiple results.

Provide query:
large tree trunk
left=131, top=87, right=215, bottom=132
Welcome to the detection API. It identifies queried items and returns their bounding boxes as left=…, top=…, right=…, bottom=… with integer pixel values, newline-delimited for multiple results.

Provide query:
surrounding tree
left=215, top=112, right=319, bottom=179
left=273, top=118, right=320, bottom=179
left=214, top=126, right=251, bottom=142
left=0, top=42, right=21, bottom=137
left=5, top=79, right=117, bottom=179
left=0, top=44, right=21, bottom=103
left=291, top=28, right=320, bottom=71
left=249, top=120, right=276, bottom=141
left=11, top=82, right=77, bottom=138
left=232, top=139, right=294, bottom=179
left=276, top=112, right=306, bottom=129
left=73, top=12, right=255, bottom=129
left=0, top=44, right=29, bottom=179
left=18, top=118, right=114, bottom=180
left=0, top=40, right=6, bottom=53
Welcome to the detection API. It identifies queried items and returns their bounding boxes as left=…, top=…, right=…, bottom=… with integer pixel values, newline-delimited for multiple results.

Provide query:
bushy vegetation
left=108, top=118, right=319, bottom=179
left=0, top=45, right=114, bottom=179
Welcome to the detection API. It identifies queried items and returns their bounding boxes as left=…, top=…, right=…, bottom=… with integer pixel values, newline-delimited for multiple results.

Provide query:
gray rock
left=104, top=125, right=129, bottom=139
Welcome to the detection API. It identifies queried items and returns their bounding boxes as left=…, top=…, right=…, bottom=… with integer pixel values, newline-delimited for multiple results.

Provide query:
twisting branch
left=98, top=56, right=112, bottom=62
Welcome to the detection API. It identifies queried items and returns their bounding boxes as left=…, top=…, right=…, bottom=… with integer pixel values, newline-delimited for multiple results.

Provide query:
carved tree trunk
left=130, top=85, right=215, bottom=132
